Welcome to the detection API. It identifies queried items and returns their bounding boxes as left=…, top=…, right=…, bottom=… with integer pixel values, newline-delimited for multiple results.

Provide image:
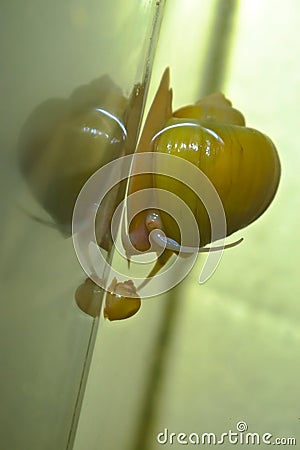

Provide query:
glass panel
left=0, top=1, right=164, bottom=449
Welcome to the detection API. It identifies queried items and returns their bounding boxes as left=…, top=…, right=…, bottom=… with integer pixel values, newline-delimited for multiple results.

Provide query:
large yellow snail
left=127, top=69, right=280, bottom=281
left=153, top=91, right=280, bottom=250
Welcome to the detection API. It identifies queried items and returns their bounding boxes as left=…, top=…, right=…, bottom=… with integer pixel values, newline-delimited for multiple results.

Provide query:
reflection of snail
left=19, top=75, right=144, bottom=321
left=127, top=70, right=281, bottom=282
left=18, top=75, right=141, bottom=249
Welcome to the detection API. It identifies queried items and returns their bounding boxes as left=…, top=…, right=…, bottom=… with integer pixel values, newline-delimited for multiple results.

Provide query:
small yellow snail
left=104, top=278, right=141, bottom=321
left=75, top=277, right=141, bottom=321
left=127, top=69, right=280, bottom=276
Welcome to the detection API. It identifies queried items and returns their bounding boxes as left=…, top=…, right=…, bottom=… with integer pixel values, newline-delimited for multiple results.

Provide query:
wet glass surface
left=0, top=1, right=161, bottom=448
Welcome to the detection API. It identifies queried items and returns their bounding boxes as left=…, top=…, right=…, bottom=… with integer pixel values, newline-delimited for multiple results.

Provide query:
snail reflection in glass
left=18, top=75, right=143, bottom=248
left=18, top=75, right=144, bottom=320
left=19, top=69, right=280, bottom=321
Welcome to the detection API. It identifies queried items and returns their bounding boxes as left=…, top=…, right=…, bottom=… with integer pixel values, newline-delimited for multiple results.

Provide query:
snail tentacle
left=149, top=228, right=243, bottom=253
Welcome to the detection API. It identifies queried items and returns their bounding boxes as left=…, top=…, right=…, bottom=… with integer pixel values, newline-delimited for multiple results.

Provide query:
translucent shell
left=104, top=278, right=141, bottom=321
left=153, top=96, right=281, bottom=247
left=18, top=76, right=128, bottom=241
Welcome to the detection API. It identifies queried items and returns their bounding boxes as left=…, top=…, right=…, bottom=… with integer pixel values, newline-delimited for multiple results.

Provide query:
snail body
left=128, top=83, right=280, bottom=256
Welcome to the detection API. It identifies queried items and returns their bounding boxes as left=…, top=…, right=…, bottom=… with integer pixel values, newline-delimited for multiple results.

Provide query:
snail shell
left=153, top=92, right=280, bottom=247
left=75, top=277, right=141, bottom=321
left=104, top=278, right=141, bottom=321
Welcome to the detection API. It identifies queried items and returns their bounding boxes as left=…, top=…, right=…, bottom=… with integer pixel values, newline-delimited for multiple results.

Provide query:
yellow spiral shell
left=153, top=93, right=281, bottom=247
left=104, top=278, right=141, bottom=321
left=75, top=277, right=141, bottom=321
left=20, top=68, right=281, bottom=322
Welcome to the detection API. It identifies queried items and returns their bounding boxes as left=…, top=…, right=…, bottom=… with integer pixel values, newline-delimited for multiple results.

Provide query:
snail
left=126, top=69, right=281, bottom=280
left=104, top=278, right=141, bottom=321
left=75, top=277, right=141, bottom=321
left=152, top=93, right=280, bottom=250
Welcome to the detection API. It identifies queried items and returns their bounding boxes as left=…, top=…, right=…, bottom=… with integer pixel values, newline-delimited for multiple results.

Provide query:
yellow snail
left=76, top=69, right=281, bottom=322
left=75, top=277, right=141, bottom=321
left=127, top=69, right=281, bottom=279
left=153, top=93, right=280, bottom=250
left=104, top=278, right=141, bottom=321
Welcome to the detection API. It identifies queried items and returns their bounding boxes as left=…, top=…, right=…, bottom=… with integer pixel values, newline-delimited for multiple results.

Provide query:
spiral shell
left=153, top=93, right=280, bottom=247
left=104, top=278, right=141, bottom=321
left=75, top=277, right=141, bottom=321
